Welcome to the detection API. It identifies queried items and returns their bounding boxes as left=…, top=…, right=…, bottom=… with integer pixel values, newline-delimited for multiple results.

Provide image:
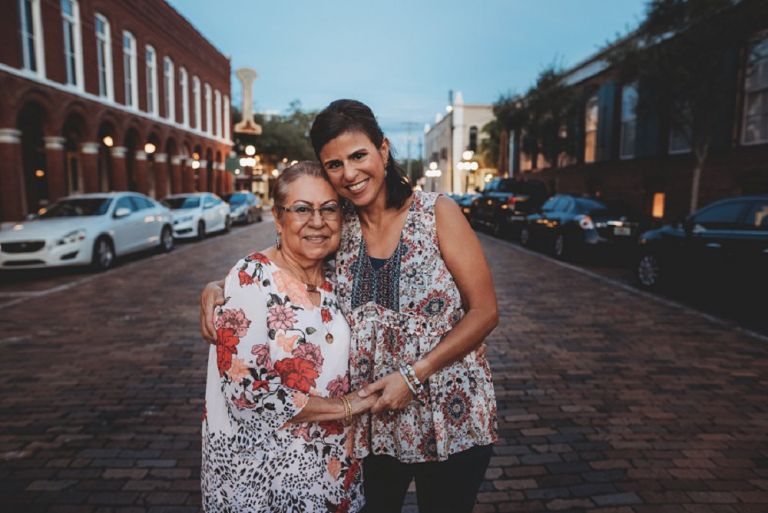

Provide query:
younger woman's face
left=318, top=131, right=389, bottom=209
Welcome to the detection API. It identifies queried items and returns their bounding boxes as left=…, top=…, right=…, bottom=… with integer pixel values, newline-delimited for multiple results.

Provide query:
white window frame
left=122, top=31, right=138, bottom=108
left=214, top=89, right=222, bottom=137
left=619, top=82, right=638, bottom=159
left=584, top=94, right=598, bottom=163
left=19, top=0, right=45, bottom=76
left=223, top=94, right=230, bottom=140
left=204, top=83, right=212, bottom=134
left=180, top=67, right=189, bottom=127
left=94, top=13, right=113, bottom=100
left=61, top=0, right=84, bottom=89
left=163, top=56, right=175, bottom=121
left=145, top=45, right=158, bottom=115
left=193, top=76, right=202, bottom=131
left=742, top=34, right=768, bottom=146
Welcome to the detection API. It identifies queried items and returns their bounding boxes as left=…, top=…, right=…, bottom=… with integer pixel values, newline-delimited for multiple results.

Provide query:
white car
left=0, top=192, right=174, bottom=271
left=162, top=193, right=231, bottom=240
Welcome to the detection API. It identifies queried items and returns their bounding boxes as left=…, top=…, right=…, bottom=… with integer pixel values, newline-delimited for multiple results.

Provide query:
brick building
left=0, top=0, right=233, bottom=222
left=501, top=4, right=768, bottom=222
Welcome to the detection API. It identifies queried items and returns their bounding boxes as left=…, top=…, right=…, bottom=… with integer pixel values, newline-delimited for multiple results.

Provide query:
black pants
left=360, top=444, right=493, bottom=513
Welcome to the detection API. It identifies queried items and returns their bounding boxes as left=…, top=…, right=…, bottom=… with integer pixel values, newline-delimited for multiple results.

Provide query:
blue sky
left=169, top=0, right=647, bottom=154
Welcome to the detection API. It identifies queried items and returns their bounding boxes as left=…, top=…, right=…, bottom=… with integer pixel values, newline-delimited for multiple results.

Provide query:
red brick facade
left=0, top=0, right=233, bottom=221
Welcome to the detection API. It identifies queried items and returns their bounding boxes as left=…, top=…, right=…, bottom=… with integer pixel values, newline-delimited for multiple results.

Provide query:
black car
left=636, top=195, right=768, bottom=289
left=451, top=193, right=481, bottom=220
left=469, top=178, right=549, bottom=237
left=521, top=194, right=647, bottom=260
left=222, top=191, right=263, bottom=224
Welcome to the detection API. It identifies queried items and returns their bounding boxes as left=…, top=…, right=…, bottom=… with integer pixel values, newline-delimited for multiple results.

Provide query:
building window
left=164, top=57, right=175, bottom=120
left=95, top=13, right=113, bottom=100
left=742, top=35, right=768, bottom=145
left=215, top=90, right=222, bottom=137
left=223, top=95, right=230, bottom=140
left=145, top=45, right=158, bottom=115
left=193, top=76, right=202, bottom=130
left=19, top=0, right=44, bottom=75
left=122, top=31, right=138, bottom=108
left=180, top=67, right=189, bottom=127
left=619, top=82, right=638, bottom=159
left=205, top=83, right=212, bottom=134
left=668, top=101, right=692, bottom=154
left=468, top=126, right=478, bottom=152
left=61, top=0, right=83, bottom=88
left=652, top=192, right=665, bottom=219
left=584, top=94, right=598, bottom=163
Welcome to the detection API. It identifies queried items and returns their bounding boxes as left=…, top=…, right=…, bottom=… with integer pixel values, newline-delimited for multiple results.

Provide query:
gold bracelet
left=340, top=396, right=353, bottom=424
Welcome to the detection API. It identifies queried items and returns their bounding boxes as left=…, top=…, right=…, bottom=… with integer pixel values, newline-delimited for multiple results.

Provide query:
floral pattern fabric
left=335, top=191, right=498, bottom=463
left=202, top=252, right=364, bottom=513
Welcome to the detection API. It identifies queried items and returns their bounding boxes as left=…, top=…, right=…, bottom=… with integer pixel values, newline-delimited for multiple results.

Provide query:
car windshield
left=227, top=193, right=247, bottom=205
left=162, top=197, right=200, bottom=209
left=39, top=198, right=112, bottom=218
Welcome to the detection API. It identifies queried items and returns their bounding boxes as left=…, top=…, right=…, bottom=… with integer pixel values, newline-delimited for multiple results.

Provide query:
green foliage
left=231, top=100, right=316, bottom=162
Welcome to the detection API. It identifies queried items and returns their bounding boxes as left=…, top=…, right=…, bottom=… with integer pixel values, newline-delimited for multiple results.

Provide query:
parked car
left=447, top=192, right=481, bottom=220
left=161, top=192, right=231, bottom=240
left=469, top=178, right=549, bottom=237
left=635, top=195, right=768, bottom=289
left=521, top=194, right=647, bottom=260
left=0, top=192, right=173, bottom=271
left=222, top=191, right=263, bottom=224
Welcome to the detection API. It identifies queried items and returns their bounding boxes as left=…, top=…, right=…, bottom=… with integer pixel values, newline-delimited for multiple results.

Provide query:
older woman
left=203, top=100, right=498, bottom=513
left=202, top=161, right=375, bottom=513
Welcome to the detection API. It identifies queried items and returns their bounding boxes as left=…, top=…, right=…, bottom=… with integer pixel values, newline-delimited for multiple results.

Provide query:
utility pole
left=401, top=121, right=420, bottom=182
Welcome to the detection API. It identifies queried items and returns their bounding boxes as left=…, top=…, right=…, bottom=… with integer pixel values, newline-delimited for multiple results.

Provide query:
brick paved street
left=1, top=222, right=767, bottom=512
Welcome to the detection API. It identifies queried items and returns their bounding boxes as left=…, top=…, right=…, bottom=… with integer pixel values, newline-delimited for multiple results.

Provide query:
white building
left=423, top=92, right=495, bottom=193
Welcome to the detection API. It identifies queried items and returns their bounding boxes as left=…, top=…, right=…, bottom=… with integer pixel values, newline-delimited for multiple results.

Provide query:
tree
left=611, top=0, right=766, bottom=213
left=231, top=100, right=316, bottom=163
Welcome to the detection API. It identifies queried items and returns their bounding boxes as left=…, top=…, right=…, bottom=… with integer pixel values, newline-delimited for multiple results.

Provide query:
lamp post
left=458, top=150, right=479, bottom=193
left=425, top=161, right=442, bottom=192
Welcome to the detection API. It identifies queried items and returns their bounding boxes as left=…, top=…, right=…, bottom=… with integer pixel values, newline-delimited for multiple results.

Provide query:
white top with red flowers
left=201, top=252, right=363, bottom=513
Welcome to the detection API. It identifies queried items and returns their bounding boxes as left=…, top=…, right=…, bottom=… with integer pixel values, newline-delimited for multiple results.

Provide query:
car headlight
left=56, top=229, right=86, bottom=246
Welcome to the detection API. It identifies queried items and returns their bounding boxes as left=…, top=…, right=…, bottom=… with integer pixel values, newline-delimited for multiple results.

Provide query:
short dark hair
left=309, top=99, right=412, bottom=210
left=273, top=161, right=330, bottom=213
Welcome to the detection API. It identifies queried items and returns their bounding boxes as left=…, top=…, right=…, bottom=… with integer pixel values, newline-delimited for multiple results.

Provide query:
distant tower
left=234, top=68, right=262, bottom=135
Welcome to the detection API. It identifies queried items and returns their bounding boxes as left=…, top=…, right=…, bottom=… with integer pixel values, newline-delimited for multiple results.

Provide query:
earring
left=275, top=233, right=282, bottom=250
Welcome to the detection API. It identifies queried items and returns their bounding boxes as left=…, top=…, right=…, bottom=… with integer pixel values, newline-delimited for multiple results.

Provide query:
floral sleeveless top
left=336, top=191, right=497, bottom=463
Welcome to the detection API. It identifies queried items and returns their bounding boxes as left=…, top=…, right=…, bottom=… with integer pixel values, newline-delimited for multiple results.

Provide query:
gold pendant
left=326, top=333, right=334, bottom=344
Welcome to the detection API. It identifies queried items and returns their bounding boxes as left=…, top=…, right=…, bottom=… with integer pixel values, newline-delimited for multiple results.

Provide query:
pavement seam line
left=482, top=233, right=768, bottom=345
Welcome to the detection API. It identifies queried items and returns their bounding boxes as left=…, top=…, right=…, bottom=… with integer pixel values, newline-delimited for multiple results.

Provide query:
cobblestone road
left=1, top=221, right=767, bottom=512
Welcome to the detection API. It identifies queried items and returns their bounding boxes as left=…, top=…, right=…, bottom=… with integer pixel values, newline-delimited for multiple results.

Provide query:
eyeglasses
left=277, top=203, right=340, bottom=222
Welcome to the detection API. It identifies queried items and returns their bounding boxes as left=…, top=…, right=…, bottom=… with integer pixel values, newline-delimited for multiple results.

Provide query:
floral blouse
left=335, top=191, right=498, bottom=463
left=202, top=252, right=364, bottom=513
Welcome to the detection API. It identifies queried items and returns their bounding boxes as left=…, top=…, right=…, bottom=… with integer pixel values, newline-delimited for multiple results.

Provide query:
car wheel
left=92, top=236, right=115, bottom=271
left=246, top=212, right=253, bottom=224
left=519, top=226, right=531, bottom=247
left=224, top=216, right=232, bottom=233
left=553, top=233, right=567, bottom=259
left=197, top=221, right=206, bottom=241
left=158, top=225, right=174, bottom=253
left=492, top=221, right=504, bottom=238
left=637, top=252, right=662, bottom=289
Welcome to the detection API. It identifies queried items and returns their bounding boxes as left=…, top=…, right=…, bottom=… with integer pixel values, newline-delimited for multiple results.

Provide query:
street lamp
left=425, top=161, right=442, bottom=192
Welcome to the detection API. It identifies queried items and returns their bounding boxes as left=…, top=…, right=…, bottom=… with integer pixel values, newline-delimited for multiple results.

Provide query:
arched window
left=122, top=31, right=138, bottom=108
left=214, top=90, right=222, bottom=138
left=163, top=56, right=175, bottom=120
left=193, top=75, right=201, bottom=130
left=204, top=83, right=212, bottom=134
left=180, top=67, right=189, bottom=126
left=95, top=13, right=113, bottom=100
left=145, top=45, right=158, bottom=115
left=61, top=0, right=83, bottom=88
left=584, top=94, right=599, bottom=163
left=19, top=0, right=45, bottom=76
left=223, top=95, right=230, bottom=140
left=743, top=35, right=768, bottom=145
left=619, top=82, right=638, bottom=159
left=468, top=125, right=478, bottom=152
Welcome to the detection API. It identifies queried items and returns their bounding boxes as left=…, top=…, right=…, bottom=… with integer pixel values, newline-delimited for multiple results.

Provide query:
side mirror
left=114, top=207, right=131, bottom=219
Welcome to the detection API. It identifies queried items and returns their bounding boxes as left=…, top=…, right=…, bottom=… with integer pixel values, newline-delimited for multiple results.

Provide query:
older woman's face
left=274, top=176, right=341, bottom=262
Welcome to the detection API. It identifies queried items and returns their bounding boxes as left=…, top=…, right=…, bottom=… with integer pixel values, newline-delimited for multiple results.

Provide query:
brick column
left=197, top=160, right=208, bottom=191
left=0, top=128, right=25, bottom=220
left=170, top=155, right=183, bottom=194
left=154, top=153, right=168, bottom=199
left=80, top=142, right=100, bottom=193
left=135, top=150, right=148, bottom=195
left=183, top=161, right=196, bottom=193
left=43, top=136, right=68, bottom=203
left=110, top=146, right=128, bottom=191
